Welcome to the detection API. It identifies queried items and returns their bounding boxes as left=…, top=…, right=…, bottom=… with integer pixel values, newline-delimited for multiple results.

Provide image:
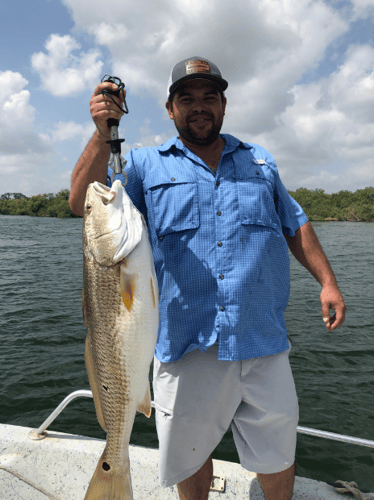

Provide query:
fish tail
left=84, top=449, right=132, bottom=500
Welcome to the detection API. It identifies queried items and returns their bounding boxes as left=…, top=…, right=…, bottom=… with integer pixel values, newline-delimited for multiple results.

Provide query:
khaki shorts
left=153, top=342, right=299, bottom=487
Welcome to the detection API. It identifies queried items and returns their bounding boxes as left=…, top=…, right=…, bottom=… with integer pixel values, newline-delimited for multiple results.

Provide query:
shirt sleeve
left=273, top=169, right=309, bottom=237
left=106, top=149, right=147, bottom=219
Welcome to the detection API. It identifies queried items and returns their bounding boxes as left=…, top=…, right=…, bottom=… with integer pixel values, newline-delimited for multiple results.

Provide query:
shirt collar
left=157, top=136, right=181, bottom=152
left=157, top=134, right=253, bottom=153
left=221, top=134, right=253, bottom=152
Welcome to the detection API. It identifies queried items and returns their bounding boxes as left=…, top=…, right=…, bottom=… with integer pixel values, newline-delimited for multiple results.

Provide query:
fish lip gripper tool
left=99, top=74, right=129, bottom=185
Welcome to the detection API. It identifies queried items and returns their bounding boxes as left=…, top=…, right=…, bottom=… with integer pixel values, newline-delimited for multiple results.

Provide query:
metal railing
left=28, top=390, right=94, bottom=440
left=297, top=426, right=374, bottom=449
left=28, top=390, right=374, bottom=450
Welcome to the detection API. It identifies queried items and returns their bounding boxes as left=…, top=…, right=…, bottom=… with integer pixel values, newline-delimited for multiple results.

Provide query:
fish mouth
left=93, top=182, right=116, bottom=204
left=91, top=181, right=124, bottom=239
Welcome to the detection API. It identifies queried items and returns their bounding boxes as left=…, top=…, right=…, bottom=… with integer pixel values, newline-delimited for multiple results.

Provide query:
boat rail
left=28, top=390, right=374, bottom=450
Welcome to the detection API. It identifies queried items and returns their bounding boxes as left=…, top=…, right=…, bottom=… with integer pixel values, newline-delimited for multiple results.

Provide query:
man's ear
left=222, top=96, right=227, bottom=115
left=165, top=100, right=174, bottom=119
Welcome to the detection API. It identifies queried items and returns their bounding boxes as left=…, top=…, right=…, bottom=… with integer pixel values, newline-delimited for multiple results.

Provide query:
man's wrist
left=321, top=277, right=339, bottom=289
left=94, top=129, right=111, bottom=144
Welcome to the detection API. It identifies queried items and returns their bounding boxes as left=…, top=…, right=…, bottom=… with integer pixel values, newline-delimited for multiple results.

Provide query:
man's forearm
left=69, top=131, right=111, bottom=216
left=284, top=221, right=346, bottom=331
left=284, top=221, right=337, bottom=287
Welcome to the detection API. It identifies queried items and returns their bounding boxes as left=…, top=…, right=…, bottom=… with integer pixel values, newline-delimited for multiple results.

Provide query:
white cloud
left=0, top=153, right=58, bottom=196
left=350, top=0, right=374, bottom=19
left=0, top=71, right=34, bottom=126
left=87, top=23, right=129, bottom=45
left=326, top=44, right=374, bottom=124
left=0, top=71, right=57, bottom=196
left=31, top=34, right=104, bottom=96
left=231, top=42, right=374, bottom=191
left=52, top=120, right=95, bottom=148
left=61, top=0, right=348, bottom=101
left=0, top=71, right=53, bottom=156
left=223, top=0, right=349, bottom=134
left=49, top=117, right=172, bottom=177
left=36, top=0, right=374, bottom=193
left=122, top=119, right=171, bottom=151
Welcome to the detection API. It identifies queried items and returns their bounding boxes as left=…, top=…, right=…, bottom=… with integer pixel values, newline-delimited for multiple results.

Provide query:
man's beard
left=174, top=115, right=223, bottom=146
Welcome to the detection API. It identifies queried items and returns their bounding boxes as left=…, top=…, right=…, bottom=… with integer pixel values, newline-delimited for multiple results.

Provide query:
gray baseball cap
left=167, top=56, right=228, bottom=98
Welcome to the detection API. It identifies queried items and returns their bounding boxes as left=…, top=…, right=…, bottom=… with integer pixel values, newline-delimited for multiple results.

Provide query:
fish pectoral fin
left=120, top=268, right=135, bottom=312
left=137, top=382, right=152, bottom=418
left=84, top=336, right=108, bottom=433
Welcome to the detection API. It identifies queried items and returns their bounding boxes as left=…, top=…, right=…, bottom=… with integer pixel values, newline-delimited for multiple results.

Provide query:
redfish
left=82, top=180, right=159, bottom=499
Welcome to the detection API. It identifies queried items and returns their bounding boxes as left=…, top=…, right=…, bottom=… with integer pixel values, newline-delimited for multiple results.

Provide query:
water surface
left=0, top=216, right=373, bottom=490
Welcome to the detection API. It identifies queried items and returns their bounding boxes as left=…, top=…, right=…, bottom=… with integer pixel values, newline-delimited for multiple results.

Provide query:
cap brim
left=168, top=73, right=228, bottom=97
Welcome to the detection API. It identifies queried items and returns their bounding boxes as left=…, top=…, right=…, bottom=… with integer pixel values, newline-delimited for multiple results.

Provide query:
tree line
left=0, top=187, right=373, bottom=221
left=288, top=187, right=374, bottom=222
left=0, top=190, right=80, bottom=218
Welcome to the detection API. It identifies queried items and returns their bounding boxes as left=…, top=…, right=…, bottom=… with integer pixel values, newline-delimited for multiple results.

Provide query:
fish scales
left=82, top=180, right=159, bottom=500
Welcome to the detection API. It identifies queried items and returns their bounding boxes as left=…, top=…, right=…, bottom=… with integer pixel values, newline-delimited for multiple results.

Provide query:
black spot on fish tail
left=102, top=462, right=111, bottom=472
left=103, top=385, right=108, bottom=391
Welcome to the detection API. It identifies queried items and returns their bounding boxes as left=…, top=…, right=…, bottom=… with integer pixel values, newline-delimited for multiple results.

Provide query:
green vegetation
left=1, top=186, right=374, bottom=221
left=288, top=187, right=374, bottom=222
left=0, top=190, right=80, bottom=218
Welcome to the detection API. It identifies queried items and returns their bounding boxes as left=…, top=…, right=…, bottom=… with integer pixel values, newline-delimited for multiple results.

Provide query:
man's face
left=166, top=80, right=227, bottom=146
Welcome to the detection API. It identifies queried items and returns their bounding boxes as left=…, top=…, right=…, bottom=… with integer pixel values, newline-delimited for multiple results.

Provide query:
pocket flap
left=148, top=180, right=200, bottom=237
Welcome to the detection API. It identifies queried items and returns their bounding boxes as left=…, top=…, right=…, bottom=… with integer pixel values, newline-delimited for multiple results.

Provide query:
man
left=69, top=56, right=346, bottom=500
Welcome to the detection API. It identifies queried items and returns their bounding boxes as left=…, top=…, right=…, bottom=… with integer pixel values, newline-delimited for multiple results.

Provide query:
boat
left=1, top=390, right=373, bottom=499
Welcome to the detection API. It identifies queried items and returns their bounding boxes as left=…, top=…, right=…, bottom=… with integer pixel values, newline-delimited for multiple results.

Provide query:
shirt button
left=171, top=177, right=176, bottom=182
left=219, top=275, right=224, bottom=280
left=216, top=180, right=220, bottom=186
left=217, top=241, right=223, bottom=247
left=217, top=211, right=222, bottom=216
left=220, top=306, right=225, bottom=311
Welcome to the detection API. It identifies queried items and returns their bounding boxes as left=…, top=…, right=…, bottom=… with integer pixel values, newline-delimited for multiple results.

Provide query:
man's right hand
left=90, top=82, right=126, bottom=140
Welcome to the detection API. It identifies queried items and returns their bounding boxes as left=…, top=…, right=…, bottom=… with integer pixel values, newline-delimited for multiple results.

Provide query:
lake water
left=0, top=215, right=373, bottom=491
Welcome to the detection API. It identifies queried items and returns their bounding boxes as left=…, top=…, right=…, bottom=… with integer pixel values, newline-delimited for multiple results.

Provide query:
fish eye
left=85, top=204, right=92, bottom=212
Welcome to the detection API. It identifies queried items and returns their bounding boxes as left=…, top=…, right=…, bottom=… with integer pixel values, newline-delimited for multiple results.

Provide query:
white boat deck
left=0, top=423, right=363, bottom=500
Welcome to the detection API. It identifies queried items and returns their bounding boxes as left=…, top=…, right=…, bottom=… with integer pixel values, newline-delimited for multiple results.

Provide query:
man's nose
left=191, top=99, right=207, bottom=113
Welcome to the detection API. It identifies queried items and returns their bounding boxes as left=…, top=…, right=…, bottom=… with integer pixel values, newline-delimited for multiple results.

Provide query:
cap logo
left=185, top=60, right=210, bottom=75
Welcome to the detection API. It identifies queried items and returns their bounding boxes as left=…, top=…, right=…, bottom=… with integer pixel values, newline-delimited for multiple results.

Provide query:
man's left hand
left=320, top=285, right=347, bottom=332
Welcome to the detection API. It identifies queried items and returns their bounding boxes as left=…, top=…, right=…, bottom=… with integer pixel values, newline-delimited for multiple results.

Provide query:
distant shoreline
left=307, top=217, right=374, bottom=222
left=0, top=214, right=372, bottom=222
left=1, top=187, right=374, bottom=221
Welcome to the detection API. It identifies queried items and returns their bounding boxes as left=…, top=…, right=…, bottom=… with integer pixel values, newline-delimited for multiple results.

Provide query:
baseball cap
left=167, top=56, right=228, bottom=98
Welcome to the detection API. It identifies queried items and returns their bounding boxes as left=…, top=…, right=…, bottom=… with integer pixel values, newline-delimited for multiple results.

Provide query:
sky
left=1, top=0, right=373, bottom=197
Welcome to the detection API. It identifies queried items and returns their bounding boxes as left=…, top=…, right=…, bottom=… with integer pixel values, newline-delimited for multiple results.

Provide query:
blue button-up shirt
left=107, top=134, right=308, bottom=362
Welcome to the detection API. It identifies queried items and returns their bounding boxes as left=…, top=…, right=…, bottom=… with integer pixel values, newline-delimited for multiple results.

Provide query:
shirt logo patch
left=252, top=159, right=267, bottom=165
left=186, top=60, right=210, bottom=75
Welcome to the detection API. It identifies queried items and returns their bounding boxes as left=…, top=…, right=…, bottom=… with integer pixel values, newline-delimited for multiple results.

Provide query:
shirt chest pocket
left=146, top=178, right=200, bottom=238
left=237, top=174, right=280, bottom=231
